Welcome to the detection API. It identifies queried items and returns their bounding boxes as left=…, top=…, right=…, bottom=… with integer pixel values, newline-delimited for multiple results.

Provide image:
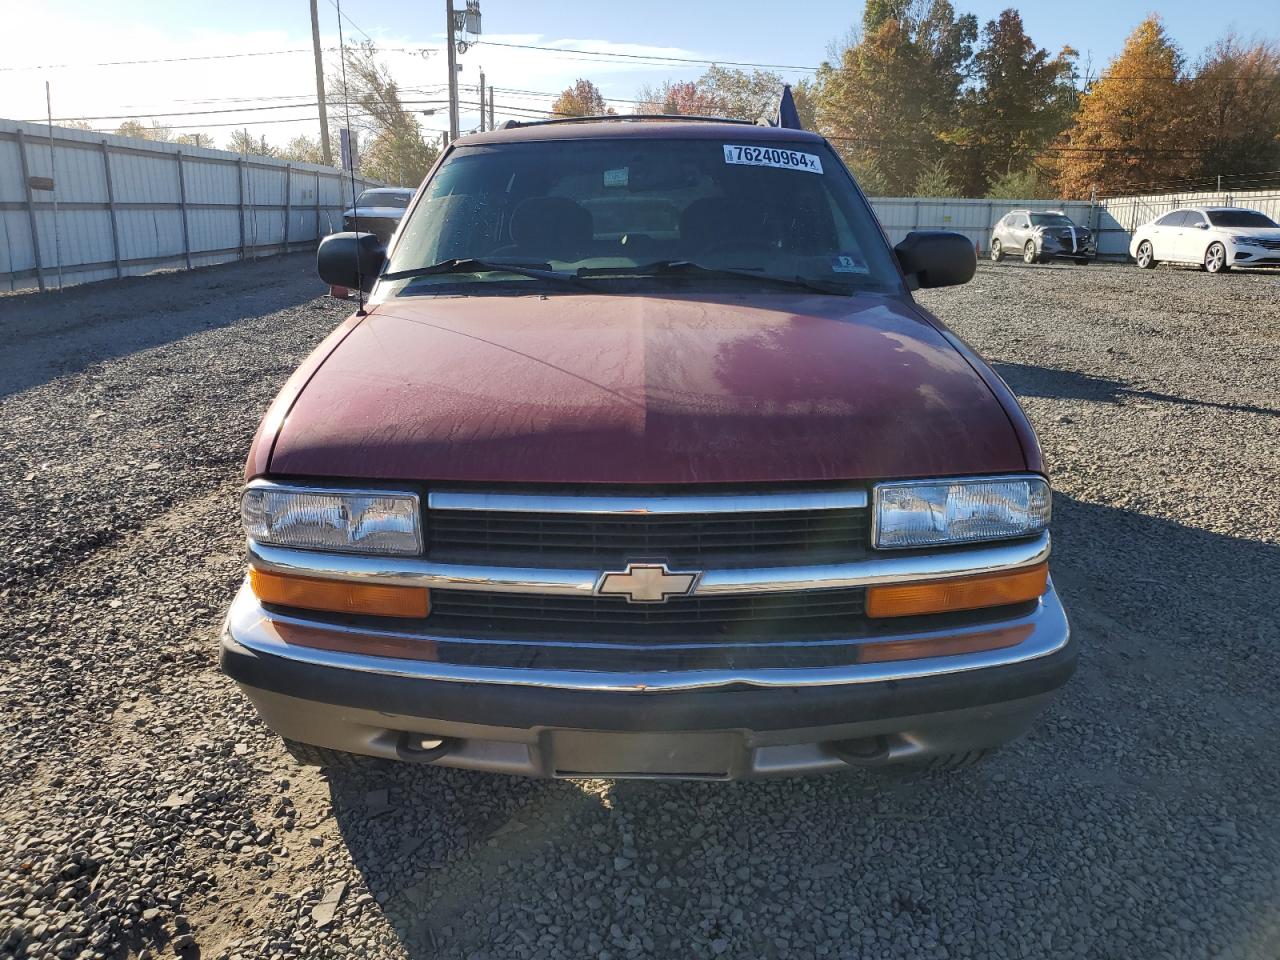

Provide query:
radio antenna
left=335, top=0, right=365, bottom=315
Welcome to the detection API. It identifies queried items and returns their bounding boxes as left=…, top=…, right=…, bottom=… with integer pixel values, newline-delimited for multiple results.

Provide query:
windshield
left=1206, top=209, right=1278, bottom=229
left=1030, top=213, right=1074, bottom=227
left=383, top=138, right=901, bottom=294
left=356, top=190, right=411, bottom=209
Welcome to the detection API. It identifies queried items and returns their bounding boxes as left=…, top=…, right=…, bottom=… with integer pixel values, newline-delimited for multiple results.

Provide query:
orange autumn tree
left=551, top=79, right=616, bottom=118
left=1052, top=16, right=1193, bottom=197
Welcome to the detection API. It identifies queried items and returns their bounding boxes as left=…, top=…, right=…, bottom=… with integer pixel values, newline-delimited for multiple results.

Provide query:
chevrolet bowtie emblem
left=595, top=562, right=700, bottom=603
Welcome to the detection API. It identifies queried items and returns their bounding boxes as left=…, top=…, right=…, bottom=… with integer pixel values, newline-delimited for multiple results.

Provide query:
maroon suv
left=221, top=117, right=1073, bottom=779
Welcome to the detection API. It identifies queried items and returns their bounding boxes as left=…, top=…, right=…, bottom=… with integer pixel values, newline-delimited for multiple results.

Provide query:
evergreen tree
left=809, top=1, right=977, bottom=194
left=956, top=9, right=1077, bottom=194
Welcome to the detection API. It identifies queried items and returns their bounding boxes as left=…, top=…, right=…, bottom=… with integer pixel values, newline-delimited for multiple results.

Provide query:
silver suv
left=991, top=210, right=1095, bottom=265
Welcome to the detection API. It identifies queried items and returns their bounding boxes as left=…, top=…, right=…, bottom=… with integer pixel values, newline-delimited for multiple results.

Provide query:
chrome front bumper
left=221, top=575, right=1073, bottom=779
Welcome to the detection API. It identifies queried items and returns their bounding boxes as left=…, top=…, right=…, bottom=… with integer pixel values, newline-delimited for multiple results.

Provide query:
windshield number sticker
left=831, top=254, right=868, bottom=274
left=723, top=145, right=823, bottom=174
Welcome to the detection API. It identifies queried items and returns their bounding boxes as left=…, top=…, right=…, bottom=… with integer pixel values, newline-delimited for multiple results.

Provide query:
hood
left=343, top=206, right=408, bottom=219
left=1223, top=227, right=1280, bottom=239
left=265, top=292, right=1029, bottom=485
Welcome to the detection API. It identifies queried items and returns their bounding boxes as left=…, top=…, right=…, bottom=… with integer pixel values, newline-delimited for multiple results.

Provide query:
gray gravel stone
left=0, top=258, right=1278, bottom=959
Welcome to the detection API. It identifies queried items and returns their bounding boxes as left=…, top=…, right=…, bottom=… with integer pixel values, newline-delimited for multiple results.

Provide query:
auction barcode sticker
left=723, top=144, right=823, bottom=174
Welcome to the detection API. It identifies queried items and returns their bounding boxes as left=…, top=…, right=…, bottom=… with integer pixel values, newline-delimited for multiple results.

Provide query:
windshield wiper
left=577, top=260, right=855, bottom=296
left=382, top=258, right=591, bottom=287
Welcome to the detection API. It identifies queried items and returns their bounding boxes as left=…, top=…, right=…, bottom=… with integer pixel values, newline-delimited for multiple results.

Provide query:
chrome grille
left=425, top=489, right=870, bottom=568
left=343, top=216, right=400, bottom=242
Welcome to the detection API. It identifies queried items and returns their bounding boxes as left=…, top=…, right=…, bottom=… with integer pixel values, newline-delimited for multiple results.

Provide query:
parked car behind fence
left=990, top=209, right=1095, bottom=265
left=1130, top=206, right=1280, bottom=273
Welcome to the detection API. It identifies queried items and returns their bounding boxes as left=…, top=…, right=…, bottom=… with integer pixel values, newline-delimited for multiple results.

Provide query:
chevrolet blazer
left=221, top=117, right=1074, bottom=779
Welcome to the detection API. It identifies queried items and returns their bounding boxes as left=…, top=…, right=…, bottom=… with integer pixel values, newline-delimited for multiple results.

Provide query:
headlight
left=873, top=475, right=1050, bottom=549
left=1229, top=235, right=1257, bottom=246
left=241, top=483, right=422, bottom=556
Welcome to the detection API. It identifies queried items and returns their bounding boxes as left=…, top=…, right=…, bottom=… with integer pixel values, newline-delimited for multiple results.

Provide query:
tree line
left=87, top=6, right=1279, bottom=199
left=555, top=6, right=1280, bottom=199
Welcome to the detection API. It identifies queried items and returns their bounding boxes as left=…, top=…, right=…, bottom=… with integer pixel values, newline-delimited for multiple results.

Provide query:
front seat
left=506, top=197, right=594, bottom=262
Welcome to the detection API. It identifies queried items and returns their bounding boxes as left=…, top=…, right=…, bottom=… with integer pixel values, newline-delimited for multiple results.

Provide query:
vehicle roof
left=360, top=186, right=414, bottom=194
left=1181, top=206, right=1264, bottom=214
left=456, top=117, right=827, bottom=147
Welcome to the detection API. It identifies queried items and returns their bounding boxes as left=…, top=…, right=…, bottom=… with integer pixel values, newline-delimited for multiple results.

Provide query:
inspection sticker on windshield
left=723, top=144, right=823, bottom=173
left=831, top=254, right=868, bottom=274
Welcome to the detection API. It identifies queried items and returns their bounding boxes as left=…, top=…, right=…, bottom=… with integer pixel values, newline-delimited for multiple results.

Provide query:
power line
left=35, top=102, right=334, bottom=122
left=326, top=0, right=375, bottom=44
left=0, top=48, right=317, bottom=72
left=470, top=39, right=818, bottom=72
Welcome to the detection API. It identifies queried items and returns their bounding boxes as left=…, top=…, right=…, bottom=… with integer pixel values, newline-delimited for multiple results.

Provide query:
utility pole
left=310, top=0, right=332, bottom=165
left=446, top=1, right=481, bottom=140
left=445, top=1, right=459, bottom=141
left=478, top=68, right=486, bottom=132
left=488, top=86, right=494, bottom=130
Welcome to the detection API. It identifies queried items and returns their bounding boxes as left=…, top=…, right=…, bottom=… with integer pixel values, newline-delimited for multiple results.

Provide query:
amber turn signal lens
left=249, top=568, right=429, bottom=619
left=865, top=563, right=1048, bottom=619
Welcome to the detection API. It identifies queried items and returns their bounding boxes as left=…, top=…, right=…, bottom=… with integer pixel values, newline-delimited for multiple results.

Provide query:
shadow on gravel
left=1048, top=495, right=1279, bottom=669
left=0, top=254, right=324, bottom=399
left=994, top=361, right=1280, bottom=419
left=309, top=494, right=1279, bottom=958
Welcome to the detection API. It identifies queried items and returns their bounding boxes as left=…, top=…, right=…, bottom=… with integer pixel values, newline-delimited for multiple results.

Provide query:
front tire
left=1023, top=240, right=1038, bottom=264
left=1204, top=241, right=1229, bottom=273
left=990, top=239, right=1003, bottom=261
left=1135, top=240, right=1156, bottom=269
left=282, top=738, right=373, bottom=769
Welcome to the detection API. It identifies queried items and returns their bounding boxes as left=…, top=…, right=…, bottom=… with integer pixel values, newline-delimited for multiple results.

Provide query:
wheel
left=990, top=239, right=1003, bottom=261
left=281, top=738, right=371, bottom=769
left=1023, top=240, right=1038, bottom=264
left=1204, top=241, right=1229, bottom=273
left=1135, top=240, right=1156, bottom=269
left=1072, top=258, right=1091, bottom=266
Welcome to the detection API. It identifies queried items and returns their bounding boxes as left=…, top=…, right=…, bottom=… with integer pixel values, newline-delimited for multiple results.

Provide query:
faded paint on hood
left=266, top=291, right=1028, bottom=484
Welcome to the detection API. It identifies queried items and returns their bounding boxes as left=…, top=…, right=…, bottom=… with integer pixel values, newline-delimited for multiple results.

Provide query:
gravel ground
left=1, top=256, right=1278, bottom=960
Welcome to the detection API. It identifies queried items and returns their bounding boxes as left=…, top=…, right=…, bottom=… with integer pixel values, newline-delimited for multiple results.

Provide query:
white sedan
left=1130, top=206, right=1280, bottom=273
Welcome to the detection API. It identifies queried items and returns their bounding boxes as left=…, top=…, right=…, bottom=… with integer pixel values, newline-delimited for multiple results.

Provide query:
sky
left=0, top=0, right=1271, bottom=149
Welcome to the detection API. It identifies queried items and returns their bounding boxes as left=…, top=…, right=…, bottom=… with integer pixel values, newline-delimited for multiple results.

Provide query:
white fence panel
left=0, top=117, right=384, bottom=292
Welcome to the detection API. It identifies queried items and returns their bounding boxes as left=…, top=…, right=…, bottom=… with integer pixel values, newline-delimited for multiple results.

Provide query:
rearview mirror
left=894, top=231, right=976, bottom=289
left=317, top=232, right=386, bottom=292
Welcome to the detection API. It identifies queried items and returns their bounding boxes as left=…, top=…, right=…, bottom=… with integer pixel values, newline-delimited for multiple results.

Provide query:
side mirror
left=894, top=231, right=976, bottom=290
left=1197, top=222, right=1210, bottom=230
left=317, top=232, right=385, bottom=292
